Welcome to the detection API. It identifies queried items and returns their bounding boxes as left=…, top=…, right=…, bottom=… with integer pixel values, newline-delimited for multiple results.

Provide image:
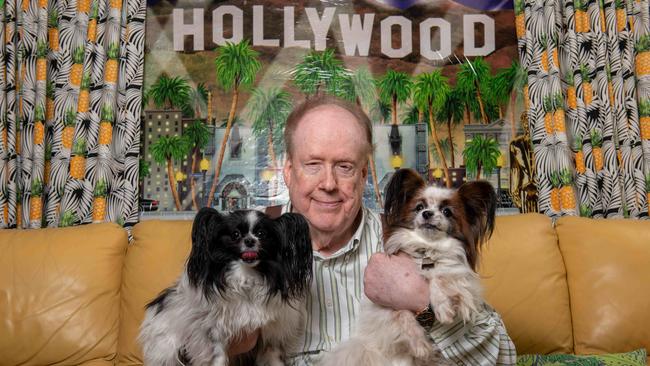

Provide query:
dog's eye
left=231, top=231, right=241, bottom=240
left=255, top=230, right=265, bottom=238
left=442, top=208, right=452, bottom=217
left=415, top=203, right=424, bottom=212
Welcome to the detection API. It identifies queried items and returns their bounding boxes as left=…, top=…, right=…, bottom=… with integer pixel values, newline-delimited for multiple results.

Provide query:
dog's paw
left=432, top=298, right=456, bottom=324
left=409, top=336, right=433, bottom=359
left=454, top=293, right=480, bottom=323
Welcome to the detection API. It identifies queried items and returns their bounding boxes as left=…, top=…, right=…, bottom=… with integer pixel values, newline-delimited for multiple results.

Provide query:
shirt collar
left=282, top=202, right=366, bottom=260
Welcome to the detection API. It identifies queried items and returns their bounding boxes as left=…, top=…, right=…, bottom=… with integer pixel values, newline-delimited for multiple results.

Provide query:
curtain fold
left=517, top=0, right=650, bottom=219
left=0, top=0, right=144, bottom=229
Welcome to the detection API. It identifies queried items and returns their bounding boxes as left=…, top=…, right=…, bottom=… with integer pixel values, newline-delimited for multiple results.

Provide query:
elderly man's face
left=283, top=105, right=368, bottom=239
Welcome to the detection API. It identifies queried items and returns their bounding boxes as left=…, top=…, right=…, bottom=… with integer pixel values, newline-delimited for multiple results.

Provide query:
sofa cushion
left=479, top=213, right=573, bottom=355
left=0, top=223, right=128, bottom=366
left=556, top=216, right=650, bottom=356
left=517, top=348, right=647, bottom=366
left=117, top=220, right=192, bottom=365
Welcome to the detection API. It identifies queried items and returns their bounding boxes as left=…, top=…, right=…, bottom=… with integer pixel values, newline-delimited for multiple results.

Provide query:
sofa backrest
left=0, top=223, right=128, bottom=366
left=555, top=216, right=650, bottom=356
left=117, top=220, right=192, bottom=365
left=480, top=213, right=574, bottom=355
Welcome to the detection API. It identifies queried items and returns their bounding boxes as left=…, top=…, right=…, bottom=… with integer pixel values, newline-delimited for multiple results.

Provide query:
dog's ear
left=188, top=207, right=223, bottom=293
left=383, top=168, right=426, bottom=232
left=458, top=180, right=497, bottom=250
left=274, top=212, right=313, bottom=300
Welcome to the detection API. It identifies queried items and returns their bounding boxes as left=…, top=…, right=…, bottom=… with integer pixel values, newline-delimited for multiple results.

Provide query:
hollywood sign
left=172, top=6, right=495, bottom=59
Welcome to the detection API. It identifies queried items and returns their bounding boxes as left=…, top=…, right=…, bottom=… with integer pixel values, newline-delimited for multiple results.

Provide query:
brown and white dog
left=321, top=168, right=496, bottom=366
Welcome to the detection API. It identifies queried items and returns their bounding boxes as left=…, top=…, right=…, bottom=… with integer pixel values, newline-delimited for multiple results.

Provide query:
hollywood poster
left=141, top=0, right=520, bottom=215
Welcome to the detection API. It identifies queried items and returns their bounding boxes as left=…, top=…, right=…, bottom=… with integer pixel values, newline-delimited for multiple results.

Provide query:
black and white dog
left=139, top=207, right=313, bottom=366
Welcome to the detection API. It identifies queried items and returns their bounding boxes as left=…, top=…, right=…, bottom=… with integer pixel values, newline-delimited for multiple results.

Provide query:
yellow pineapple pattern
left=70, top=138, right=87, bottom=180
left=543, top=95, right=554, bottom=135
left=99, top=104, right=114, bottom=145
left=550, top=172, right=561, bottom=212
left=48, top=11, right=59, bottom=52
left=33, top=105, right=45, bottom=145
left=591, top=129, right=604, bottom=171
left=46, top=81, right=54, bottom=121
left=92, top=180, right=107, bottom=223
left=567, top=72, right=577, bottom=109
left=553, top=93, right=566, bottom=133
left=29, top=179, right=43, bottom=227
left=36, top=42, right=47, bottom=81
left=77, top=73, right=91, bottom=113
left=615, top=0, right=626, bottom=32
left=62, top=109, right=76, bottom=150
left=574, top=135, right=586, bottom=174
left=575, top=0, right=589, bottom=33
left=105, top=43, right=120, bottom=84
left=635, top=35, right=650, bottom=76
left=44, top=145, right=52, bottom=185
left=638, top=99, right=650, bottom=140
left=70, top=46, right=85, bottom=87
left=88, top=3, right=98, bottom=42
left=560, top=169, right=577, bottom=212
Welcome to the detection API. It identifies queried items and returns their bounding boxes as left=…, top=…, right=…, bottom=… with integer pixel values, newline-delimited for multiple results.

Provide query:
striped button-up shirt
left=282, top=204, right=517, bottom=366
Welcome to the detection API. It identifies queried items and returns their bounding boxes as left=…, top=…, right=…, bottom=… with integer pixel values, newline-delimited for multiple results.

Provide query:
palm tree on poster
left=247, top=87, right=293, bottom=170
left=350, top=67, right=377, bottom=111
left=437, top=87, right=464, bottom=168
left=291, top=48, right=347, bottom=99
left=183, top=121, right=211, bottom=210
left=463, top=135, right=500, bottom=180
left=148, top=74, right=192, bottom=111
left=348, top=67, right=382, bottom=208
left=150, top=135, right=189, bottom=211
left=188, top=82, right=209, bottom=119
left=377, top=69, right=412, bottom=126
left=456, top=57, right=492, bottom=124
left=429, top=138, right=456, bottom=168
left=207, top=40, right=261, bottom=208
left=413, top=70, right=451, bottom=187
left=492, top=61, right=526, bottom=137
left=370, top=99, right=391, bottom=124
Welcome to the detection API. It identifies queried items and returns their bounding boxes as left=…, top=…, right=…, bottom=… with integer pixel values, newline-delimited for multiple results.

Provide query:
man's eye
left=304, top=162, right=321, bottom=173
left=232, top=231, right=240, bottom=240
left=415, top=204, right=424, bottom=211
left=336, top=164, right=355, bottom=176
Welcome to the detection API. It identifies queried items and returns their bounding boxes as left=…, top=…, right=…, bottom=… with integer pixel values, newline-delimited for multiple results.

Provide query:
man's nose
left=319, top=166, right=337, bottom=191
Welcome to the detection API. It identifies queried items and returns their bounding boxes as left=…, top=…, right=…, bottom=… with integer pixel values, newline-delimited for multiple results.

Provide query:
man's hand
left=363, top=252, right=430, bottom=313
left=228, top=329, right=260, bottom=357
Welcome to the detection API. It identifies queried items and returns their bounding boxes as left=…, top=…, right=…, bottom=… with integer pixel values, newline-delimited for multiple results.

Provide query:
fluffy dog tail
left=319, top=338, right=391, bottom=366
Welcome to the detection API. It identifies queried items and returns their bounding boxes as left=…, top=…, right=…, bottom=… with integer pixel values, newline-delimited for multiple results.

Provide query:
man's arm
left=364, top=253, right=516, bottom=365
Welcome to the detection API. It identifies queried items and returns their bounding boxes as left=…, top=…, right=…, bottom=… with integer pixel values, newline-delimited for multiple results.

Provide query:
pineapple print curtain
left=516, top=0, right=650, bottom=219
left=0, top=0, right=145, bottom=229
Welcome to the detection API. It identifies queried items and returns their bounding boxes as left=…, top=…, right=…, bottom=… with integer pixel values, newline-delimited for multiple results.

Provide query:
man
left=233, top=96, right=516, bottom=365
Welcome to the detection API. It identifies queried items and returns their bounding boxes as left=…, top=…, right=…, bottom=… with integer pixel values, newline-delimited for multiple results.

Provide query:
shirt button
left=323, top=262, right=329, bottom=268
left=326, top=300, right=333, bottom=307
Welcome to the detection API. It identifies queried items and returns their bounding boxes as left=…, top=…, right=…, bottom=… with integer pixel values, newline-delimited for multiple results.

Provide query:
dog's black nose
left=422, top=210, right=433, bottom=220
left=244, top=237, right=256, bottom=247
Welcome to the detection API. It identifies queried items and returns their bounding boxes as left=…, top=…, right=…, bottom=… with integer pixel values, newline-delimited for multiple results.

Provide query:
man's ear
left=361, top=154, right=369, bottom=182
left=283, top=155, right=293, bottom=188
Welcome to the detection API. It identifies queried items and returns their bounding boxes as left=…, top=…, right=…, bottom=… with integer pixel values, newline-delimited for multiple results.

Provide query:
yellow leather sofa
left=1, top=213, right=649, bottom=365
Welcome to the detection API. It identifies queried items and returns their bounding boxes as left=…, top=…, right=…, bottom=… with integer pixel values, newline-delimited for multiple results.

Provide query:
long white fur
left=139, top=263, right=304, bottom=366
left=320, top=187, right=484, bottom=366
